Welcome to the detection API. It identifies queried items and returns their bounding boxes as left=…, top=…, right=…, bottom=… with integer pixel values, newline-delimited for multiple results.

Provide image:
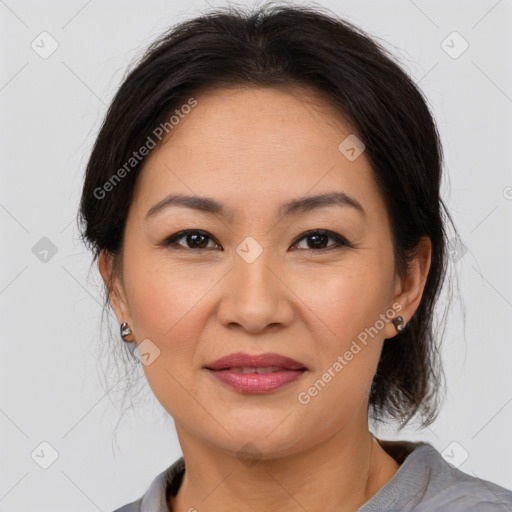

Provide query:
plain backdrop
left=1, top=0, right=511, bottom=510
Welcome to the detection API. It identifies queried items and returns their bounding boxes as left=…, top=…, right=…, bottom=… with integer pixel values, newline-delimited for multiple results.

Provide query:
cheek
left=120, top=255, right=212, bottom=401
left=290, top=259, right=394, bottom=408
left=123, top=247, right=216, bottom=341
left=122, top=252, right=214, bottom=411
left=293, top=257, right=394, bottom=348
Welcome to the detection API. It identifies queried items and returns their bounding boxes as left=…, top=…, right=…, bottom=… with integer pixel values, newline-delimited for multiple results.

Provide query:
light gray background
left=1, top=0, right=511, bottom=510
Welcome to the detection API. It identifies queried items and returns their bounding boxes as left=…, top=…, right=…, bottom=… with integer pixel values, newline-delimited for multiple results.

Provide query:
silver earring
left=120, top=322, right=132, bottom=340
left=120, top=322, right=139, bottom=361
left=392, top=316, right=406, bottom=333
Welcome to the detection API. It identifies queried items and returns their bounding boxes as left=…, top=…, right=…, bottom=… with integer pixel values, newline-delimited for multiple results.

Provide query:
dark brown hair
left=79, top=2, right=460, bottom=429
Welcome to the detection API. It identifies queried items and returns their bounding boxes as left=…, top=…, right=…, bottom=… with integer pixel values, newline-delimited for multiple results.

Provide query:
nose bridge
left=236, top=243, right=276, bottom=298
left=218, top=239, right=294, bottom=332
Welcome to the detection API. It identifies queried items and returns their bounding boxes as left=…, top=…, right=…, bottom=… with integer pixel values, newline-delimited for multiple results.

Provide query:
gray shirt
left=112, top=440, right=512, bottom=511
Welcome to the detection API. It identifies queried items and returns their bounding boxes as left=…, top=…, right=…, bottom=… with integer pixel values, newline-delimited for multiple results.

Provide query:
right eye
left=161, top=230, right=222, bottom=251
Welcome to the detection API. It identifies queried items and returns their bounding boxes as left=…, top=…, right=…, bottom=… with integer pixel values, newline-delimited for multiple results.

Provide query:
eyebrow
left=145, top=191, right=366, bottom=220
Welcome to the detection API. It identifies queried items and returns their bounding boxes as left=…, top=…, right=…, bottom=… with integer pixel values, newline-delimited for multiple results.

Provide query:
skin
left=99, top=85, right=431, bottom=512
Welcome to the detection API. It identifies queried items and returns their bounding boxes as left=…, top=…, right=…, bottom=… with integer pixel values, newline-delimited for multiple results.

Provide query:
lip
left=205, top=352, right=307, bottom=371
left=204, top=352, right=308, bottom=394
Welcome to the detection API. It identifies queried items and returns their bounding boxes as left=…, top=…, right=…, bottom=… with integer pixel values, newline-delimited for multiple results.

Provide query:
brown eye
left=292, top=230, right=350, bottom=251
left=163, top=230, right=221, bottom=250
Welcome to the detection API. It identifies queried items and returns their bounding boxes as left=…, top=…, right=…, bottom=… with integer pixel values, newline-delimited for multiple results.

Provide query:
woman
left=79, top=3, right=512, bottom=511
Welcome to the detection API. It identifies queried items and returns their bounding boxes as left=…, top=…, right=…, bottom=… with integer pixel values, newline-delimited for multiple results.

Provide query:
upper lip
left=205, top=352, right=307, bottom=371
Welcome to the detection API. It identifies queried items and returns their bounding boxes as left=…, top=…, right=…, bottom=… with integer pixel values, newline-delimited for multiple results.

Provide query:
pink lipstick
left=204, top=352, right=307, bottom=394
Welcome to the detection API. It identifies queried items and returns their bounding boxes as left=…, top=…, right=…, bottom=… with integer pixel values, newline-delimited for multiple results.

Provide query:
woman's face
left=102, top=86, right=428, bottom=458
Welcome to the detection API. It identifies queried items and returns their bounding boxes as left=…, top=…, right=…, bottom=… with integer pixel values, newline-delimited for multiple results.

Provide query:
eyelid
left=161, top=228, right=351, bottom=252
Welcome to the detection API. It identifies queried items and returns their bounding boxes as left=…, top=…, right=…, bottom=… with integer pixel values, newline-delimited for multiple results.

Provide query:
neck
left=169, top=423, right=400, bottom=512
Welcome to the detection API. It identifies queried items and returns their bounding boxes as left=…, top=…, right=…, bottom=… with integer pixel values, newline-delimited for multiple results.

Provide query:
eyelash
left=160, top=229, right=351, bottom=253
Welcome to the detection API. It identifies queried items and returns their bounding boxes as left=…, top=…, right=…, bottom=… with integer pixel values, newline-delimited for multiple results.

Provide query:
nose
left=216, top=247, right=295, bottom=334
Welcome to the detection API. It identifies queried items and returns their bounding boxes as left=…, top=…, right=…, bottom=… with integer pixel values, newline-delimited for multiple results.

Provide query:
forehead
left=157, top=85, right=353, bottom=161
left=131, top=86, right=385, bottom=223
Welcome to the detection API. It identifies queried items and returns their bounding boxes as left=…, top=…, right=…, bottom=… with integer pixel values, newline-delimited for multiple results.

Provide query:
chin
left=211, top=419, right=310, bottom=459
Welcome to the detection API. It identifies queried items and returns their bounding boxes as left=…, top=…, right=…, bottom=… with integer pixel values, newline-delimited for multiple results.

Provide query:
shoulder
left=361, top=440, right=512, bottom=511
left=413, top=443, right=512, bottom=510
left=417, top=484, right=512, bottom=511
left=110, top=456, right=185, bottom=512
left=111, top=497, right=143, bottom=512
left=414, top=450, right=512, bottom=511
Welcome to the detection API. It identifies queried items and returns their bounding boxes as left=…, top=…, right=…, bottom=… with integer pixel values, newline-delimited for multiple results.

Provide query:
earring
left=120, top=322, right=132, bottom=341
left=120, top=322, right=139, bottom=361
left=392, top=316, right=407, bottom=333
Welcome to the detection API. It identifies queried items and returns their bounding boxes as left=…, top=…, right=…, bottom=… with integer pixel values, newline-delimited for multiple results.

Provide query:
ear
left=385, top=236, right=432, bottom=339
left=98, top=249, right=132, bottom=326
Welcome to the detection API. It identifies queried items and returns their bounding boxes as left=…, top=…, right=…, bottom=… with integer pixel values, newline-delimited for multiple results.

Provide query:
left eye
left=291, top=230, right=349, bottom=251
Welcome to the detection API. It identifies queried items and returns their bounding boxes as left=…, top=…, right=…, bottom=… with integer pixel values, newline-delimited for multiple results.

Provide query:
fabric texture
left=111, top=439, right=512, bottom=511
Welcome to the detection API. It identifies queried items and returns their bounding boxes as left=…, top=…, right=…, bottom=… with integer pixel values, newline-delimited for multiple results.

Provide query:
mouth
left=216, top=366, right=295, bottom=374
left=205, top=352, right=307, bottom=371
left=204, top=352, right=308, bottom=394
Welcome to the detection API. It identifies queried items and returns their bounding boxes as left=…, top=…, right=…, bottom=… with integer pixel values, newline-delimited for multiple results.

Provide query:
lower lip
left=205, top=368, right=306, bottom=393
